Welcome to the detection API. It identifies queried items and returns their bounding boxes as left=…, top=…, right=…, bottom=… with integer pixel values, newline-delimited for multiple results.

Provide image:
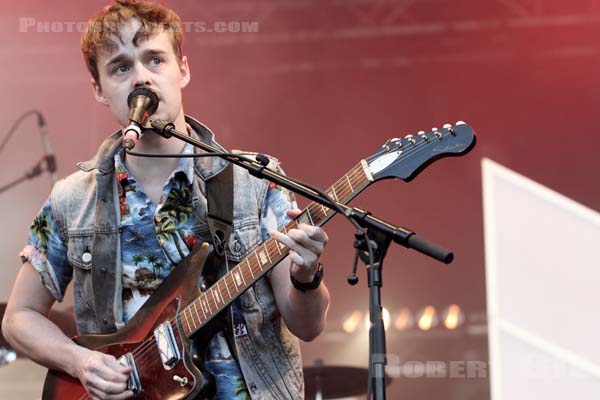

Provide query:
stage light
left=364, top=307, right=391, bottom=331
left=417, top=305, right=438, bottom=331
left=442, top=304, right=464, bottom=330
left=394, top=307, right=414, bottom=331
left=342, top=310, right=363, bottom=334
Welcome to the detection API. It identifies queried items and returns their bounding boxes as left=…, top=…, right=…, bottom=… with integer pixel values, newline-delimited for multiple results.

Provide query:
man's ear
left=179, top=56, right=191, bottom=89
left=92, top=78, right=109, bottom=105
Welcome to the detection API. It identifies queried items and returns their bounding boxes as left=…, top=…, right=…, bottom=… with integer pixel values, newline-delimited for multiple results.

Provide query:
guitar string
left=86, top=131, right=456, bottom=382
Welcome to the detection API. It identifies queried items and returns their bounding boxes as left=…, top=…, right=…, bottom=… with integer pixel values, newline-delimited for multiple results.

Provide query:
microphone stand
left=150, top=120, right=454, bottom=400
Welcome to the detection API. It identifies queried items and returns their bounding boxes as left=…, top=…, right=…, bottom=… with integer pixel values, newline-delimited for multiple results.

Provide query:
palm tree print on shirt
left=31, top=211, right=52, bottom=252
left=156, top=215, right=183, bottom=263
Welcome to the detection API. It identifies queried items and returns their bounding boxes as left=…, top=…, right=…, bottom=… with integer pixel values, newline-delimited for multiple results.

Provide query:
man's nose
left=132, top=64, right=152, bottom=87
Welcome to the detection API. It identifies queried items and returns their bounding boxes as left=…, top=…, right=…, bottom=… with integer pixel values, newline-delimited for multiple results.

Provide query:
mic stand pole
left=151, top=121, right=455, bottom=400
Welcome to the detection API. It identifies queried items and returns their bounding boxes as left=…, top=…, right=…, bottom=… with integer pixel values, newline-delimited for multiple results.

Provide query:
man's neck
left=122, top=111, right=190, bottom=204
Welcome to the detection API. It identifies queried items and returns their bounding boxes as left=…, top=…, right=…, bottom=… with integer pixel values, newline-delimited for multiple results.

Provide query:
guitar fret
left=274, top=239, right=282, bottom=255
left=345, top=174, right=355, bottom=192
left=221, top=280, right=231, bottom=300
left=329, top=186, right=339, bottom=201
left=211, top=288, right=219, bottom=306
left=202, top=296, right=211, bottom=315
left=227, top=273, right=237, bottom=294
left=306, top=208, right=315, bottom=226
left=183, top=309, right=192, bottom=334
left=247, top=257, right=255, bottom=279
left=234, top=268, right=246, bottom=287
left=264, top=245, right=273, bottom=264
left=254, top=250, right=263, bottom=271
left=231, top=271, right=239, bottom=290
left=197, top=299, right=207, bottom=319
left=192, top=301, right=202, bottom=323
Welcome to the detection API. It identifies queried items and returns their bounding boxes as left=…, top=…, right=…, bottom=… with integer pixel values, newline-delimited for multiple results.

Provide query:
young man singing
left=2, top=1, right=329, bottom=399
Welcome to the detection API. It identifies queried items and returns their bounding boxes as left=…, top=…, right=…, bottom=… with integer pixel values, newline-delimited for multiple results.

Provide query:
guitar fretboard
left=178, top=160, right=373, bottom=337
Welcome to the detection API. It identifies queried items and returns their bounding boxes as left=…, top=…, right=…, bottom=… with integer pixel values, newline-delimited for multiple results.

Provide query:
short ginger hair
left=81, top=0, right=183, bottom=86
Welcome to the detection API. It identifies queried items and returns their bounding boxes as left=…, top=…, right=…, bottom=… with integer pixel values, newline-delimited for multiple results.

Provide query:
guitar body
left=43, top=243, right=222, bottom=400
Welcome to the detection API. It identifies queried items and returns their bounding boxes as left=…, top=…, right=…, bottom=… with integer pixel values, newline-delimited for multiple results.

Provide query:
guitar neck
left=178, top=160, right=374, bottom=338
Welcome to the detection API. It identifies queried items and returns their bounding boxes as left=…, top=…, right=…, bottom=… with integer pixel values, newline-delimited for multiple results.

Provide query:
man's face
left=92, top=18, right=190, bottom=128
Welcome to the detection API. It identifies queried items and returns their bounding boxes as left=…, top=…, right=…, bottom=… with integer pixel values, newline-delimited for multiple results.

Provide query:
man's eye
left=113, top=65, right=129, bottom=74
left=150, top=57, right=162, bottom=65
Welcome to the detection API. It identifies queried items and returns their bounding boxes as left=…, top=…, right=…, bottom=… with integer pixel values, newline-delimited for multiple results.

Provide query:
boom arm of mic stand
left=150, top=120, right=454, bottom=264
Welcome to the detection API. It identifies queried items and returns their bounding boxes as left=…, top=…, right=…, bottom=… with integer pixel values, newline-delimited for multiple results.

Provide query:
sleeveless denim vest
left=48, top=116, right=304, bottom=399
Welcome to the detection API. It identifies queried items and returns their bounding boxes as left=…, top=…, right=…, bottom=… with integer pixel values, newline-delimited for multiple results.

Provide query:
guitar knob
left=173, top=375, right=189, bottom=387
left=456, top=121, right=466, bottom=125
left=404, top=134, right=416, bottom=145
left=418, top=131, right=428, bottom=141
left=443, top=123, right=452, bottom=129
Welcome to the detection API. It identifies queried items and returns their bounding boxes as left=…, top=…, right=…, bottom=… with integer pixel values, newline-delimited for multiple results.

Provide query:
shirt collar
left=113, top=141, right=195, bottom=186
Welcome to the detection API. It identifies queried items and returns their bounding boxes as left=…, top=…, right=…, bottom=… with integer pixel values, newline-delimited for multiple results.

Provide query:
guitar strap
left=205, top=161, right=234, bottom=258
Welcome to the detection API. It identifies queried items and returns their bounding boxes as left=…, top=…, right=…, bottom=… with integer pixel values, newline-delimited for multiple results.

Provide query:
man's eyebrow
left=105, top=53, right=129, bottom=67
left=144, top=49, right=168, bottom=57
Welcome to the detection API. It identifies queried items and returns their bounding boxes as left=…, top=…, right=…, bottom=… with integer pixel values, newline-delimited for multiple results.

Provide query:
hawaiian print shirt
left=21, top=143, right=297, bottom=400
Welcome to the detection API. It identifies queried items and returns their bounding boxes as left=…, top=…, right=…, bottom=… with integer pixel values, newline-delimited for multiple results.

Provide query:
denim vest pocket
left=67, top=233, right=95, bottom=270
left=67, top=233, right=97, bottom=333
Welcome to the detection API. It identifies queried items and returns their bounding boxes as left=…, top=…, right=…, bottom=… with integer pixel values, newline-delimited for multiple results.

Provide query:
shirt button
left=82, top=252, right=92, bottom=263
left=100, top=267, right=107, bottom=273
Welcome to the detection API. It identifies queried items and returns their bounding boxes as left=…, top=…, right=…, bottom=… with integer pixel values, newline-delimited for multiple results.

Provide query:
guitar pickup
left=118, top=353, right=141, bottom=395
left=153, top=322, right=181, bottom=369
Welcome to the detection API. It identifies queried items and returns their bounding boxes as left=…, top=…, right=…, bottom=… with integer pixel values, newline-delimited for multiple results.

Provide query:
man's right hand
left=74, top=348, right=134, bottom=400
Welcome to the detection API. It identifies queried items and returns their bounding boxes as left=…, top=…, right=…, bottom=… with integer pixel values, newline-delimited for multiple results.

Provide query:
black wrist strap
left=290, top=263, right=324, bottom=292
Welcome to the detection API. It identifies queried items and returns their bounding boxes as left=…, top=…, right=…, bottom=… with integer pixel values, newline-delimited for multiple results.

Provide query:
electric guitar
left=42, top=122, right=476, bottom=399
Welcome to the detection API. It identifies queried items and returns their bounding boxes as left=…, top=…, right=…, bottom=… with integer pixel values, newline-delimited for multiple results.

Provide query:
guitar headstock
left=366, top=122, right=476, bottom=182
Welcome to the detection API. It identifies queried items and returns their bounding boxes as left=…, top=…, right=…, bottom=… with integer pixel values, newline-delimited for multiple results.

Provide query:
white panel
left=482, top=158, right=600, bottom=400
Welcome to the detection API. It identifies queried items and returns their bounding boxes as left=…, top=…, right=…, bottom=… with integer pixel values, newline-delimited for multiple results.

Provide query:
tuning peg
left=418, top=130, right=428, bottom=141
left=432, top=128, right=442, bottom=139
left=456, top=121, right=466, bottom=125
left=404, top=134, right=416, bottom=145
left=391, top=138, right=403, bottom=148
left=444, top=123, right=457, bottom=136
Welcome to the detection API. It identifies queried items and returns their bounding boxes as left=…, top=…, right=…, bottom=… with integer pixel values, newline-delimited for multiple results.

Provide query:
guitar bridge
left=118, top=353, right=141, bottom=395
left=153, top=321, right=181, bottom=369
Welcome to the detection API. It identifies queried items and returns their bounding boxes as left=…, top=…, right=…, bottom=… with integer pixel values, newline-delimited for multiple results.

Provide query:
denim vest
left=48, top=116, right=303, bottom=399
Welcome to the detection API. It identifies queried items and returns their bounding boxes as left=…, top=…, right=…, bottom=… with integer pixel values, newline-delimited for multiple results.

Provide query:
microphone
left=37, top=113, right=57, bottom=184
left=122, top=87, right=159, bottom=150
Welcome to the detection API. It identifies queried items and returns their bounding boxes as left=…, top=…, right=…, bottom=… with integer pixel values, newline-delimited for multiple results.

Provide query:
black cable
left=124, top=149, right=257, bottom=160
left=126, top=146, right=361, bottom=230
left=0, top=110, right=42, bottom=155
